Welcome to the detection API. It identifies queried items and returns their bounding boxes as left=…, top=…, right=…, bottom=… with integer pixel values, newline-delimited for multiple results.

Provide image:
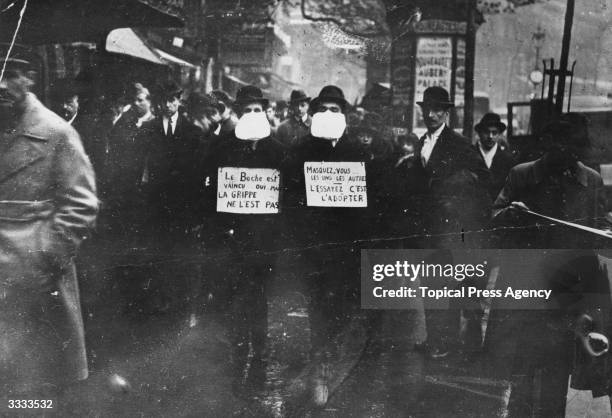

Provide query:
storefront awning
left=153, top=48, right=196, bottom=68
left=106, top=28, right=165, bottom=65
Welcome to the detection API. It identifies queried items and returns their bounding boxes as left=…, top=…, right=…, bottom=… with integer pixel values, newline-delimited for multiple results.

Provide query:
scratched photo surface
left=1, top=0, right=612, bottom=416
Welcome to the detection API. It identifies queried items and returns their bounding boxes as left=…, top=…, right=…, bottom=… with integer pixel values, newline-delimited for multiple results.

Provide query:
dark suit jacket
left=475, top=144, right=516, bottom=200
left=415, top=126, right=491, bottom=243
left=287, top=134, right=375, bottom=248
left=140, top=114, right=201, bottom=227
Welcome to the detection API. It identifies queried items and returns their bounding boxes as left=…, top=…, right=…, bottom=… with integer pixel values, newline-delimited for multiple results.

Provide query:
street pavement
left=38, top=252, right=608, bottom=417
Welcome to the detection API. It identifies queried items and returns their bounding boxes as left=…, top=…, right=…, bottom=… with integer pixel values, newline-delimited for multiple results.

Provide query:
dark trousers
left=306, top=247, right=360, bottom=358
left=507, top=311, right=572, bottom=418
left=228, top=253, right=271, bottom=377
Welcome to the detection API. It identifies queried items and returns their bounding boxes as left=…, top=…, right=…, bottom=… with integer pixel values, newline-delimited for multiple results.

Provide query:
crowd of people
left=1, top=50, right=611, bottom=415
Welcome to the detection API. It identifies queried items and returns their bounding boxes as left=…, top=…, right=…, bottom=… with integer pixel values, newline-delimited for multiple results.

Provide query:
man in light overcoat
left=0, top=54, right=98, bottom=398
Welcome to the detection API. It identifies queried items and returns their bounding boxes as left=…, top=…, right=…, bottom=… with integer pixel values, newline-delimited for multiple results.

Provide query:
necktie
left=421, top=135, right=431, bottom=167
left=166, top=120, right=173, bottom=138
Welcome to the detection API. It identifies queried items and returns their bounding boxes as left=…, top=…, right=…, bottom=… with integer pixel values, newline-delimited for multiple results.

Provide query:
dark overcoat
left=0, top=93, right=98, bottom=391
left=287, top=134, right=373, bottom=250
left=201, top=135, right=289, bottom=254
left=414, top=126, right=491, bottom=245
left=475, top=144, right=515, bottom=201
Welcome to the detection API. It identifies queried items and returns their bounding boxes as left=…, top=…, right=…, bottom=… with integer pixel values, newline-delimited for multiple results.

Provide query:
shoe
left=413, top=341, right=450, bottom=359
left=429, top=347, right=450, bottom=359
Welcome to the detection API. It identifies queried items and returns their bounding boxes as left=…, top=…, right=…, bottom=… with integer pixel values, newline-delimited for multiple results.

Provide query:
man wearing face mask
left=288, top=85, right=374, bottom=405
left=276, top=89, right=311, bottom=148
left=202, top=85, right=288, bottom=393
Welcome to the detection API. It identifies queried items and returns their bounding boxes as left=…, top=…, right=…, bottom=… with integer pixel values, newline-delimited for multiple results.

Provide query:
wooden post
left=462, top=0, right=477, bottom=138
left=555, top=0, right=575, bottom=114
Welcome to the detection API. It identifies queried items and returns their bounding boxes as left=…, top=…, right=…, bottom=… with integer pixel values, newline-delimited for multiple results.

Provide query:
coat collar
left=0, top=94, right=50, bottom=184
left=9, top=93, right=51, bottom=142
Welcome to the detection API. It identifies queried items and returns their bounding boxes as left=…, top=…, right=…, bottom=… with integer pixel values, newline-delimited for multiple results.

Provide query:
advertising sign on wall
left=413, top=37, right=453, bottom=131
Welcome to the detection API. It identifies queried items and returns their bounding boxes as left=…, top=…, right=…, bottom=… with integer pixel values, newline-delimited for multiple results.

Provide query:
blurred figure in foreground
left=0, top=53, right=98, bottom=399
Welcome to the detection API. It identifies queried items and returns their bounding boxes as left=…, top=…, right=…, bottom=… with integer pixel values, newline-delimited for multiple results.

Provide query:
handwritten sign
left=304, top=162, right=367, bottom=207
left=217, top=167, right=280, bottom=214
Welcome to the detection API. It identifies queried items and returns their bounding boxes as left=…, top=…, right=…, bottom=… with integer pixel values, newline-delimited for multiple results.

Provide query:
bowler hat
left=417, top=86, right=454, bottom=108
left=289, top=89, right=310, bottom=104
left=310, top=85, right=349, bottom=113
left=234, top=85, right=269, bottom=108
left=475, top=112, right=506, bottom=133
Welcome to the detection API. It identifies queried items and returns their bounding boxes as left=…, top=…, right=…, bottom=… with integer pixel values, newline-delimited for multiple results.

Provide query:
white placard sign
left=304, top=162, right=368, bottom=207
left=217, top=167, right=280, bottom=214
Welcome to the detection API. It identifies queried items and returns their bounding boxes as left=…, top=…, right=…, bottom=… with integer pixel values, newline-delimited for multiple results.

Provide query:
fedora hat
left=289, top=89, right=310, bottom=104
left=234, top=85, right=269, bottom=108
left=417, top=86, right=454, bottom=108
left=475, top=112, right=506, bottom=133
left=310, top=85, right=348, bottom=112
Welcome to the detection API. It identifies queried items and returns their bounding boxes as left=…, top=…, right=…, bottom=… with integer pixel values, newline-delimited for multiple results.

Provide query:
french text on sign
left=304, top=161, right=367, bottom=207
left=217, top=167, right=280, bottom=214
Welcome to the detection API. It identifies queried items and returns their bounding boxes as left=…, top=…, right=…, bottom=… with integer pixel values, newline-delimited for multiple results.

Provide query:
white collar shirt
left=68, top=112, right=78, bottom=126
left=421, top=123, right=445, bottom=166
left=163, top=112, right=179, bottom=136
left=478, top=142, right=498, bottom=169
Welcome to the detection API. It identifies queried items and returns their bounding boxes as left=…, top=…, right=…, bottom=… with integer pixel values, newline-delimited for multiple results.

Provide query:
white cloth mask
left=235, top=112, right=271, bottom=140
left=310, top=111, right=347, bottom=140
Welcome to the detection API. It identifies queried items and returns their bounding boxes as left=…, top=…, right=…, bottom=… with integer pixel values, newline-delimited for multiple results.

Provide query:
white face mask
left=310, top=111, right=346, bottom=140
left=235, top=112, right=271, bottom=140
